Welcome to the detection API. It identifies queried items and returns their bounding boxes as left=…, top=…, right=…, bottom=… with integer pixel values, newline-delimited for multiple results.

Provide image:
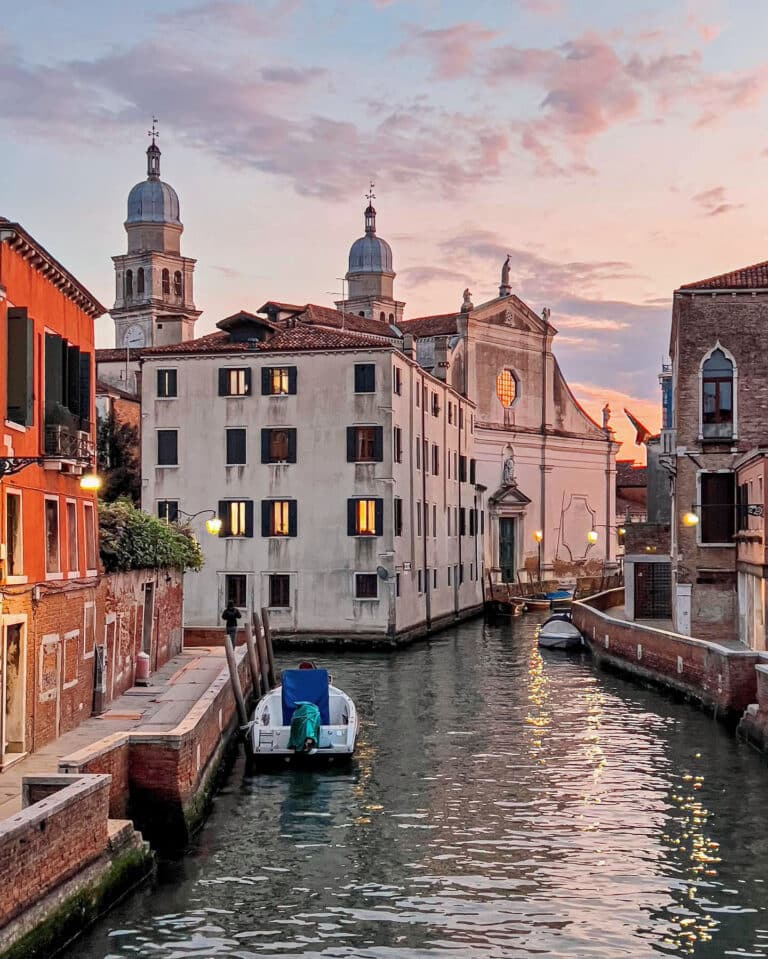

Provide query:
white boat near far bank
left=537, top=614, right=584, bottom=651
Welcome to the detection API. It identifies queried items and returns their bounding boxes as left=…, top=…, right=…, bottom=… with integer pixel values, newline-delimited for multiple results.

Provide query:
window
left=380, top=311, right=386, bottom=322
left=416, top=437, right=421, bottom=470
left=417, top=501, right=422, bottom=536
left=394, top=426, right=403, bottom=463
left=218, top=500, right=254, bottom=537
left=354, top=363, right=376, bottom=393
left=396, top=573, right=400, bottom=597
left=219, top=368, right=251, bottom=397
left=431, top=392, right=439, bottom=417
left=701, top=472, right=735, bottom=544
left=432, top=504, right=437, bottom=537
left=469, top=509, right=476, bottom=536
left=394, top=497, right=403, bottom=536
left=423, top=439, right=428, bottom=473
left=459, top=455, right=467, bottom=482
left=174, top=271, right=183, bottom=296
left=67, top=501, right=78, bottom=571
left=157, top=369, right=177, bottom=398
left=7, top=308, right=34, bottom=427
left=433, top=569, right=437, bottom=589
left=470, top=458, right=476, bottom=484
left=393, top=366, right=402, bottom=395
left=448, top=566, right=452, bottom=586
left=262, top=499, right=297, bottom=537
left=459, top=407, right=464, bottom=430
left=137, top=267, right=145, bottom=296
left=262, top=428, right=297, bottom=464
left=6, top=492, right=22, bottom=575
left=432, top=444, right=439, bottom=475
left=447, top=509, right=452, bottom=536
left=496, top=369, right=519, bottom=408
left=459, top=563, right=464, bottom=584
left=226, top=574, right=247, bottom=608
left=416, top=385, right=420, bottom=407
left=737, top=482, right=749, bottom=531
left=83, top=503, right=96, bottom=570
left=424, top=502, right=429, bottom=536
left=348, top=498, right=383, bottom=536
left=227, top=428, right=247, bottom=465
left=125, top=270, right=133, bottom=298
left=702, top=348, right=734, bottom=439
left=269, top=574, right=290, bottom=608
left=448, top=402, right=454, bottom=425
left=262, top=366, right=297, bottom=395
left=355, top=573, right=378, bottom=599
left=459, top=508, right=467, bottom=536
left=45, top=498, right=60, bottom=574
left=481, top=510, right=485, bottom=535
left=347, top=426, right=383, bottom=463
left=418, top=569, right=423, bottom=593
left=43, top=332, right=90, bottom=431
left=157, top=429, right=178, bottom=466
left=157, top=500, right=179, bottom=523
left=453, top=451, right=458, bottom=478
left=162, top=269, right=170, bottom=295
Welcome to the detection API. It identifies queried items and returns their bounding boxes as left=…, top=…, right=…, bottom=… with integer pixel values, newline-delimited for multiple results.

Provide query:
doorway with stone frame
left=0, top=616, right=27, bottom=768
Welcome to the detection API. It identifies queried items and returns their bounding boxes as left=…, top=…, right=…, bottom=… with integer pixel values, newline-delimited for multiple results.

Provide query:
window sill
left=223, top=394, right=251, bottom=399
left=352, top=533, right=379, bottom=538
left=354, top=391, right=376, bottom=396
left=266, top=393, right=289, bottom=399
left=156, top=464, right=179, bottom=469
left=353, top=597, right=380, bottom=602
left=85, top=569, right=98, bottom=577
left=156, top=396, right=177, bottom=401
left=4, top=419, right=27, bottom=433
left=45, top=572, right=64, bottom=581
left=67, top=571, right=81, bottom=580
left=226, top=463, right=247, bottom=468
left=265, top=534, right=293, bottom=539
left=698, top=542, right=735, bottom=548
left=5, top=575, right=27, bottom=585
left=268, top=605, right=291, bottom=611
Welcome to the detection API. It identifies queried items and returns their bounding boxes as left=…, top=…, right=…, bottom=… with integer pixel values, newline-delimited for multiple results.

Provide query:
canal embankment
left=572, top=587, right=766, bottom=725
left=0, top=644, right=253, bottom=959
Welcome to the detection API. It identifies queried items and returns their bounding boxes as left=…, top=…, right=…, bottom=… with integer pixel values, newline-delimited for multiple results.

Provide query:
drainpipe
left=540, top=330, right=548, bottom=576
left=420, top=375, right=430, bottom=629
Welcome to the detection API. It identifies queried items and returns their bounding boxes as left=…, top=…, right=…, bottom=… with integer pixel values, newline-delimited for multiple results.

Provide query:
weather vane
left=365, top=181, right=376, bottom=204
left=148, top=116, right=159, bottom=145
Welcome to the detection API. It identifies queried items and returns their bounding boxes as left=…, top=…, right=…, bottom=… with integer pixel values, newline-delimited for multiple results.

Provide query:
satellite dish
left=376, top=565, right=389, bottom=580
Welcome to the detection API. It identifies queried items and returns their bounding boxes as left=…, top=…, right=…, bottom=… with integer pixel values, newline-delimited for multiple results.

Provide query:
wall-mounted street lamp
left=178, top=509, right=222, bottom=536
left=80, top=471, right=102, bottom=491
left=682, top=510, right=700, bottom=527
left=587, top=529, right=599, bottom=545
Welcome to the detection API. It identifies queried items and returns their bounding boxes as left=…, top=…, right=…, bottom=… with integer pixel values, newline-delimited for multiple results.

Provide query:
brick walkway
left=0, top=647, right=230, bottom=821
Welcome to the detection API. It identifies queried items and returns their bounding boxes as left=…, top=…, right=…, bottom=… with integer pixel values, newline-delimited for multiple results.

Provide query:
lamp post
left=533, top=529, right=543, bottom=584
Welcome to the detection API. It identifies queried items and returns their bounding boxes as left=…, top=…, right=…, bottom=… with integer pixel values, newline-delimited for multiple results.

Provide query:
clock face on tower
left=123, top=324, right=146, bottom=348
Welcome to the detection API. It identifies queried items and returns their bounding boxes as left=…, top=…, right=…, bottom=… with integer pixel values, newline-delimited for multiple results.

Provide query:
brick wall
left=624, top=523, right=670, bottom=555
left=2, top=568, right=182, bottom=757
left=574, top=590, right=759, bottom=718
left=0, top=774, right=110, bottom=928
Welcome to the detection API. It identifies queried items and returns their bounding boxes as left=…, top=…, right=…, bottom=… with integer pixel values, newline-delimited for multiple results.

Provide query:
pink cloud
left=399, top=22, right=497, bottom=79
left=691, top=186, right=744, bottom=216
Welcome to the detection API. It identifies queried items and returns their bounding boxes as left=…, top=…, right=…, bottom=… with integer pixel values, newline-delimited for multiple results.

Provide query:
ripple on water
left=62, top=619, right=768, bottom=958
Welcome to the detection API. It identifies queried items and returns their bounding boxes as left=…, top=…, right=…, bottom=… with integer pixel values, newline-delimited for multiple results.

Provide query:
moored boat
left=537, top=613, right=583, bottom=650
left=250, top=666, right=358, bottom=762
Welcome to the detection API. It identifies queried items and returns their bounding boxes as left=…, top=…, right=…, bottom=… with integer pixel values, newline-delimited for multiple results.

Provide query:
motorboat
left=249, top=666, right=358, bottom=762
left=537, top=613, right=583, bottom=650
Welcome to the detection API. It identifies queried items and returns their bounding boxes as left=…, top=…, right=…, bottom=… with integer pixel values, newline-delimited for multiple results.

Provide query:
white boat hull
left=250, top=684, right=358, bottom=760
left=538, top=617, right=583, bottom=650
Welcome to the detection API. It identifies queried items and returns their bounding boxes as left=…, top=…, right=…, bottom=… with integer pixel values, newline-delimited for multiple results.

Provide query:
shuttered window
left=157, top=369, right=178, bottom=398
left=261, top=428, right=297, bottom=463
left=157, top=430, right=178, bottom=466
left=346, top=426, right=383, bottom=462
left=226, top=428, right=247, bottom=465
left=354, top=363, right=376, bottom=393
left=7, top=309, right=33, bottom=426
left=261, top=500, right=297, bottom=537
left=157, top=500, right=179, bottom=523
left=347, top=498, right=383, bottom=536
left=269, top=574, right=291, bottom=607
left=262, top=366, right=297, bottom=395
left=218, top=368, right=251, bottom=396
left=217, top=500, right=254, bottom=537
left=701, top=473, right=735, bottom=544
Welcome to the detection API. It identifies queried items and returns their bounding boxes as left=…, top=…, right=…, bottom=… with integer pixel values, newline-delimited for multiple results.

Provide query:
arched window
left=389, top=313, right=394, bottom=323
left=137, top=267, right=145, bottom=296
left=495, top=369, right=519, bottom=408
left=174, top=270, right=183, bottom=296
left=379, top=311, right=386, bottom=322
left=125, top=270, right=133, bottom=298
left=162, top=269, right=170, bottom=296
left=702, top=347, right=734, bottom=439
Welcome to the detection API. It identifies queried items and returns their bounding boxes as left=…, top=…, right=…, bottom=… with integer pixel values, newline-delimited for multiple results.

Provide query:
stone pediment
left=488, top=484, right=532, bottom=507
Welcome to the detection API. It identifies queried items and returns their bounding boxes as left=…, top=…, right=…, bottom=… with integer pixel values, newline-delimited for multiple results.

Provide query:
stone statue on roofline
left=499, top=255, right=512, bottom=298
left=461, top=288, right=473, bottom=312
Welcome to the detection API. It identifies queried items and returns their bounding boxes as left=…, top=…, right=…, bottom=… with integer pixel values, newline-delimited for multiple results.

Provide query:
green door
left=499, top=518, right=516, bottom=583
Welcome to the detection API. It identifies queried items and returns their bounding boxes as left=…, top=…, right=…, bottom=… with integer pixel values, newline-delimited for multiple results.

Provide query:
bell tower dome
left=110, top=121, right=201, bottom=349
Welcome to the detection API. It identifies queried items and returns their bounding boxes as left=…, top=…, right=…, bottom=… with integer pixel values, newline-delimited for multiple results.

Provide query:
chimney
left=402, top=332, right=414, bottom=359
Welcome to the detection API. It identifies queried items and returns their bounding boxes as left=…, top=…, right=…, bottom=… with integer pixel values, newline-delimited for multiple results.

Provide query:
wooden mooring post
left=223, top=632, right=248, bottom=730
left=244, top=616, right=264, bottom=698
left=253, top=609, right=271, bottom=693
left=260, top=607, right=277, bottom=689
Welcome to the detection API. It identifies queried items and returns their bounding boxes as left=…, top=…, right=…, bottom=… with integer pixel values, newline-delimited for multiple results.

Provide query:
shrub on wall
left=99, top=499, right=204, bottom=573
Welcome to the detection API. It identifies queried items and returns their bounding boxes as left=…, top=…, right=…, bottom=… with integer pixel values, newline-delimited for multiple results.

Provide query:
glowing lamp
left=533, top=529, right=543, bottom=543
left=205, top=517, right=223, bottom=535
left=618, top=527, right=626, bottom=536
left=80, top=472, right=102, bottom=491
left=587, top=530, right=599, bottom=545
left=682, top=511, right=700, bottom=527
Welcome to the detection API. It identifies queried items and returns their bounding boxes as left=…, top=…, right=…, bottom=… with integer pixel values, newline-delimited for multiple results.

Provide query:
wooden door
left=499, top=518, right=516, bottom=583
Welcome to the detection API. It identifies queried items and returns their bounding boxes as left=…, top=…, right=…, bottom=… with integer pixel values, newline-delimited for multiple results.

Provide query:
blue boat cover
left=545, top=590, right=572, bottom=600
left=281, top=669, right=331, bottom=725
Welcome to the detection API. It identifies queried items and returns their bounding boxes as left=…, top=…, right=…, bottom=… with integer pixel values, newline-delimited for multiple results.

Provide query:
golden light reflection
left=525, top=642, right=551, bottom=764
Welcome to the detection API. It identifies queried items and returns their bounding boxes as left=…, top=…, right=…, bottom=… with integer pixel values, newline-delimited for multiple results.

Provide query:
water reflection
left=65, top=619, right=768, bottom=959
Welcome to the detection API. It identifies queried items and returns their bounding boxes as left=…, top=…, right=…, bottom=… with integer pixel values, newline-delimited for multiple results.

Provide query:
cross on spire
left=146, top=117, right=161, bottom=178
left=365, top=181, right=376, bottom=204
left=148, top=116, right=160, bottom=146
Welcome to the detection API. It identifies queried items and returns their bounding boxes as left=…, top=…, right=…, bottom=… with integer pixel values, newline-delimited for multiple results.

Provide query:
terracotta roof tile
left=140, top=325, right=392, bottom=357
left=399, top=313, right=459, bottom=337
left=96, top=347, right=148, bottom=362
left=679, top=259, right=768, bottom=290
left=297, top=303, right=397, bottom=338
left=616, top=460, right=648, bottom=487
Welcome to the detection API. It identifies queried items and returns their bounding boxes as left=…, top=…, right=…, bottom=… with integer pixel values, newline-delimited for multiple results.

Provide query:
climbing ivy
left=99, top=499, right=204, bottom=573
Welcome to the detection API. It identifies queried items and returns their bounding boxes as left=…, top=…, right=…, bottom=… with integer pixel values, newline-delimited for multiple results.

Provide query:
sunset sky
left=2, top=0, right=767, bottom=458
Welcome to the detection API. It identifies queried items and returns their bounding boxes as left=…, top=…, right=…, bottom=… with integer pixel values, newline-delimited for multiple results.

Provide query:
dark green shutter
left=374, top=498, right=384, bottom=536
left=287, top=367, right=297, bottom=394
left=346, top=427, right=356, bottom=462
left=261, top=367, right=271, bottom=395
left=287, top=429, right=297, bottom=463
left=261, top=429, right=270, bottom=463
left=244, top=501, right=254, bottom=537
left=373, top=427, right=383, bottom=462
left=45, top=332, right=64, bottom=415
left=243, top=369, right=252, bottom=394
left=218, top=368, right=228, bottom=396
left=288, top=500, right=297, bottom=537
left=347, top=499, right=356, bottom=536
left=67, top=345, right=80, bottom=416
left=261, top=500, right=271, bottom=537
left=218, top=501, right=228, bottom=536
left=7, top=310, right=34, bottom=427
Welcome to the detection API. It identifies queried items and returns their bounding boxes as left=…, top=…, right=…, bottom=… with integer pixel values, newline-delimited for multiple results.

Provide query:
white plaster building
left=401, top=272, right=619, bottom=586
left=140, top=307, right=483, bottom=644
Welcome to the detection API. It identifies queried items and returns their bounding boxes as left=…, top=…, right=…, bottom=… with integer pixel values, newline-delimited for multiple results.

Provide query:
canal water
left=66, top=617, right=768, bottom=958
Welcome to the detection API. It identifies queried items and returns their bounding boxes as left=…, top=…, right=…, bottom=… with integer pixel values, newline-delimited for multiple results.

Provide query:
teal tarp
left=288, top=702, right=322, bottom=752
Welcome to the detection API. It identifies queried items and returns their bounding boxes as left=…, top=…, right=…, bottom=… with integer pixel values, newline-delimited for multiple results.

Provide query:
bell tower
left=110, top=122, right=201, bottom=349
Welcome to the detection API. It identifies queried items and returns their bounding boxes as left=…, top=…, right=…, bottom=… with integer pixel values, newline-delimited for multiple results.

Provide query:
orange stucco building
left=0, top=218, right=105, bottom=764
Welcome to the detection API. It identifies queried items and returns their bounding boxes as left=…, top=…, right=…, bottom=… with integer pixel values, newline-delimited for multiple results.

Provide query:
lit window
left=229, top=501, right=247, bottom=536
left=157, top=368, right=177, bottom=398
left=496, top=369, right=518, bottom=408
left=271, top=368, right=289, bottom=394
left=357, top=499, right=376, bottom=535
left=347, top=426, right=382, bottom=463
left=220, top=368, right=250, bottom=396
left=271, top=501, right=290, bottom=536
